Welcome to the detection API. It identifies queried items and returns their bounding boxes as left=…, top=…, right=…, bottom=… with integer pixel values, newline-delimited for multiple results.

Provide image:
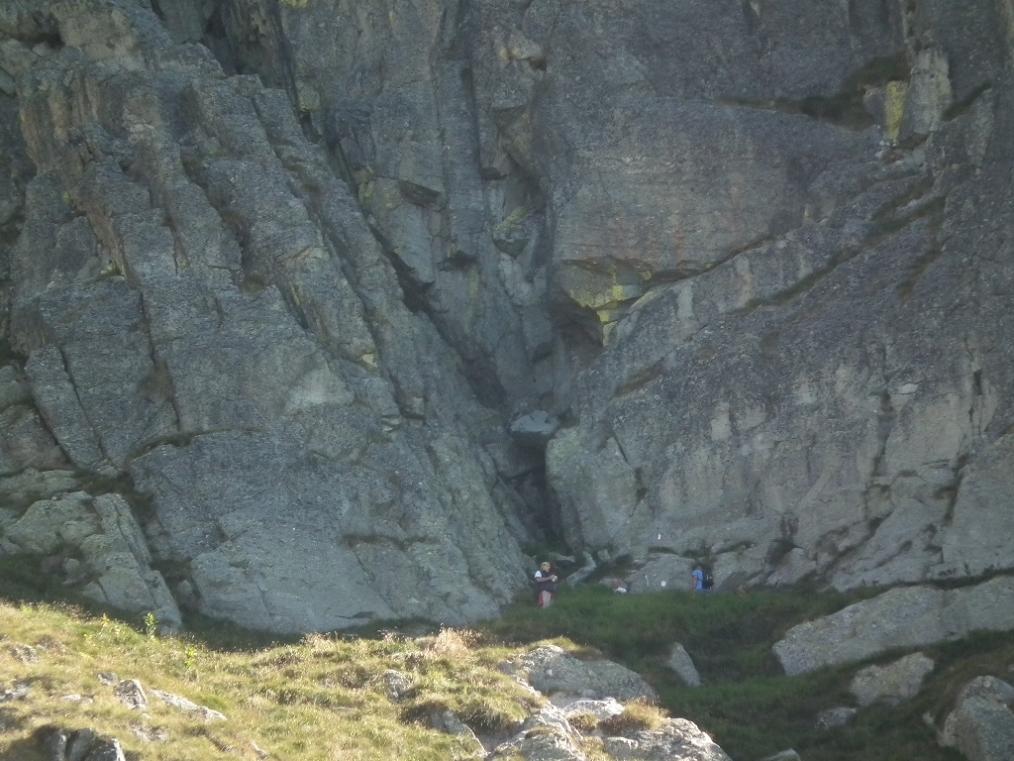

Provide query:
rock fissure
left=2, top=0, right=1013, bottom=639
left=53, top=344, right=111, bottom=468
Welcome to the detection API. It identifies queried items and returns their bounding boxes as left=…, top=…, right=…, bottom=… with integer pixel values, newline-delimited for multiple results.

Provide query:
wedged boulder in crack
left=4, top=0, right=530, bottom=632
left=0, top=363, right=67, bottom=474
left=773, top=577, right=1014, bottom=675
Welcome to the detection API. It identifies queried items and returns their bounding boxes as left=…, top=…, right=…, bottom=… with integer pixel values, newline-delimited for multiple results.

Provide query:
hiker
left=534, top=561, right=558, bottom=608
left=691, top=564, right=714, bottom=593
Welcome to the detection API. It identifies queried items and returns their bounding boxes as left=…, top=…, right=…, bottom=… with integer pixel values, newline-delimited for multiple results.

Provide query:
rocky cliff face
left=537, top=0, right=1014, bottom=592
left=0, top=0, right=1012, bottom=631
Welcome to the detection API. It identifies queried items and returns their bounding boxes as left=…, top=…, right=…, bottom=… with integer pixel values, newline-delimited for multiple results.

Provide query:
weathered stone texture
left=5, top=491, right=182, bottom=628
left=1, top=0, right=531, bottom=632
left=536, top=0, right=1014, bottom=593
left=501, top=645, right=657, bottom=704
left=849, top=652, right=935, bottom=706
left=666, top=643, right=702, bottom=688
left=2, top=0, right=1013, bottom=633
left=773, top=577, right=1014, bottom=675
left=939, top=676, right=1014, bottom=761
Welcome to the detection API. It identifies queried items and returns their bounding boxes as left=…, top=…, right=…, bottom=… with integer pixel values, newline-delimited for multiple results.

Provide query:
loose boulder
left=939, top=676, right=1014, bottom=761
left=601, top=718, right=731, bottom=761
left=113, top=679, right=147, bottom=712
left=666, top=643, right=702, bottom=687
left=773, top=578, right=1014, bottom=675
left=150, top=689, right=226, bottom=722
left=815, top=707, right=857, bottom=730
left=850, top=653, right=935, bottom=707
left=501, top=645, right=657, bottom=704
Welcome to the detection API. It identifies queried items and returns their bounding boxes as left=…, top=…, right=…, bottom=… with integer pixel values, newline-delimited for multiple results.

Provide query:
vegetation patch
left=1, top=574, right=1009, bottom=761
left=596, top=700, right=666, bottom=736
left=481, top=584, right=1002, bottom=761
left=0, top=601, right=538, bottom=761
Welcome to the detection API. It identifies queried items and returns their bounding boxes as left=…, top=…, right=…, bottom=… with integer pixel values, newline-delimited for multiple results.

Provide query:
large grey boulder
left=501, top=645, right=657, bottom=704
left=601, top=719, right=731, bottom=761
left=489, top=704, right=731, bottom=761
left=849, top=652, right=935, bottom=707
left=773, top=578, right=1014, bottom=675
left=939, top=677, right=1014, bottom=761
left=488, top=704, right=586, bottom=761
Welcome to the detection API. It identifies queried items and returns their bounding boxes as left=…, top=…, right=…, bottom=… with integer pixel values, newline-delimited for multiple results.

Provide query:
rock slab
left=501, top=645, right=657, bottom=703
left=940, top=676, right=1014, bottom=761
left=850, top=652, right=935, bottom=707
left=773, top=578, right=1014, bottom=675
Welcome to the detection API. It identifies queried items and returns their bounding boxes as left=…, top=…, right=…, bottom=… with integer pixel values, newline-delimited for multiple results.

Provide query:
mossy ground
left=1, top=574, right=1011, bottom=761
left=488, top=585, right=1011, bottom=761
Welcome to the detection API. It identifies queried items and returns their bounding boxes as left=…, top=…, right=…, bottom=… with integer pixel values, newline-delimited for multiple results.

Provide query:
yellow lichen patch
left=595, top=307, right=626, bottom=325
left=884, top=80, right=909, bottom=142
left=566, top=281, right=643, bottom=311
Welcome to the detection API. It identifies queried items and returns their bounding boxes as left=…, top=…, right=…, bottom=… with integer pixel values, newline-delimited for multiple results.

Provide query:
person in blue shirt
left=691, top=564, right=705, bottom=593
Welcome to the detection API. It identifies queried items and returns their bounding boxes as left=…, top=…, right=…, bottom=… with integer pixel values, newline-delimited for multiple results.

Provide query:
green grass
left=1, top=572, right=1010, bottom=761
left=482, top=584, right=1009, bottom=761
left=486, top=584, right=856, bottom=678
left=0, top=602, right=540, bottom=760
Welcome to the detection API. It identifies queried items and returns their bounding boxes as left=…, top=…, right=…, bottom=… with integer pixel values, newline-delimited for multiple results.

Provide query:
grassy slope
left=1, top=576, right=1011, bottom=761
left=489, top=585, right=1012, bottom=761
left=0, top=600, right=539, bottom=761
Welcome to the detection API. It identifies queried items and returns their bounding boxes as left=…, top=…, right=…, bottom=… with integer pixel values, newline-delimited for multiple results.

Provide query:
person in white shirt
left=534, top=561, right=558, bottom=607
